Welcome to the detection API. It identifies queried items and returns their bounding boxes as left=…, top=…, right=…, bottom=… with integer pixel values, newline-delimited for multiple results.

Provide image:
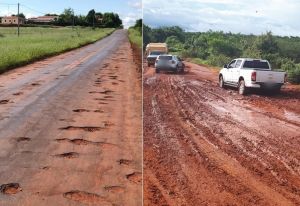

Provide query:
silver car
left=155, top=55, right=185, bottom=73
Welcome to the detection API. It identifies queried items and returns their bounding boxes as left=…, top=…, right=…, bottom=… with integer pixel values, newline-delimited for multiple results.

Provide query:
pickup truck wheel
left=272, top=85, right=281, bottom=94
left=148, top=62, right=151, bottom=67
left=219, top=76, right=225, bottom=88
left=155, top=69, right=160, bottom=73
left=238, top=80, right=247, bottom=95
left=176, top=66, right=181, bottom=74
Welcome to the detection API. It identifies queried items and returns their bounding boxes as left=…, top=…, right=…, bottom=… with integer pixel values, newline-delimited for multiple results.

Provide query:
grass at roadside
left=188, top=57, right=221, bottom=72
left=128, top=27, right=142, bottom=49
left=128, top=27, right=142, bottom=75
left=0, top=27, right=115, bottom=73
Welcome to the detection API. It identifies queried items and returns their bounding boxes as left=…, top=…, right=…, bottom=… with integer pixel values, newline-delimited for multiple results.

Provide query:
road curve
left=143, top=62, right=300, bottom=206
left=0, top=30, right=142, bottom=206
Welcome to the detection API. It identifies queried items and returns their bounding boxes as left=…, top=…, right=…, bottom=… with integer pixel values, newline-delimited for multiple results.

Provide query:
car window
left=243, top=60, right=270, bottom=69
left=228, top=60, right=236, bottom=68
left=159, top=56, right=172, bottom=60
left=150, top=51, right=163, bottom=55
left=235, top=60, right=242, bottom=68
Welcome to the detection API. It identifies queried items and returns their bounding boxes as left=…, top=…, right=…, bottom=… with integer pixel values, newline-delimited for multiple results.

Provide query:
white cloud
left=120, top=12, right=141, bottom=29
left=143, top=0, right=300, bottom=36
left=128, top=1, right=142, bottom=9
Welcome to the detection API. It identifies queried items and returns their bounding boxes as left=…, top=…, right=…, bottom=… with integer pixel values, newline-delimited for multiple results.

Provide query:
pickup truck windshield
left=159, top=56, right=172, bottom=60
left=243, top=60, right=270, bottom=69
left=150, top=51, right=164, bottom=55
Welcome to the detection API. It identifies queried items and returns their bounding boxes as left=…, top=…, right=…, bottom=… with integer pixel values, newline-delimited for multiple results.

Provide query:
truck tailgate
left=256, top=70, right=285, bottom=84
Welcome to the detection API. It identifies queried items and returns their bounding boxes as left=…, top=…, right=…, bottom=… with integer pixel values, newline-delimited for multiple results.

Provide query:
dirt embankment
left=0, top=30, right=142, bottom=206
left=143, top=62, right=300, bottom=206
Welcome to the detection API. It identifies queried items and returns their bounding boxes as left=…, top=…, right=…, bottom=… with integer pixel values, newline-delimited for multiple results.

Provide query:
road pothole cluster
left=0, top=183, right=22, bottom=195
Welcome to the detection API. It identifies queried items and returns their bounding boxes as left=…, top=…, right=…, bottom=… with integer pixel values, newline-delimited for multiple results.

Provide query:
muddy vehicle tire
left=238, top=79, right=247, bottom=95
left=219, top=75, right=225, bottom=88
left=156, top=69, right=160, bottom=73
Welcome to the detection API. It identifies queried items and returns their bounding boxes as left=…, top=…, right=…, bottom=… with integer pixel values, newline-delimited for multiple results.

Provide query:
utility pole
left=17, top=3, right=20, bottom=37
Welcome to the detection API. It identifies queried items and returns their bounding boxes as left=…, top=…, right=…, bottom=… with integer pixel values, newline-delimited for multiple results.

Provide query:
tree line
left=18, top=8, right=122, bottom=28
left=143, top=25, right=300, bottom=83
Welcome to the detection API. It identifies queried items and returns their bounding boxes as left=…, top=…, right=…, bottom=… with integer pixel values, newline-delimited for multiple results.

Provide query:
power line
left=19, top=4, right=46, bottom=15
left=0, top=3, right=18, bottom=5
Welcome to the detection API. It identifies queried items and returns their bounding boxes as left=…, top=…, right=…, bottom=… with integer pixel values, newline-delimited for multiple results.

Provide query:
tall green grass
left=0, top=27, right=115, bottom=73
left=128, top=27, right=142, bottom=49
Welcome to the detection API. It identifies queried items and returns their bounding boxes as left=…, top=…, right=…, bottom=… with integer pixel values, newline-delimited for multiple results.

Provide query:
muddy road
left=0, top=30, right=142, bottom=205
left=144, top=62, right=300, bottom=206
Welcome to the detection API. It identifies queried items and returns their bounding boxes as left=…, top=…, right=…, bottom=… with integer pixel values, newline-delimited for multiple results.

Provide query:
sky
left=143, top=0, right=300, bottom=36
left=0, top=0, right=142, bottom=28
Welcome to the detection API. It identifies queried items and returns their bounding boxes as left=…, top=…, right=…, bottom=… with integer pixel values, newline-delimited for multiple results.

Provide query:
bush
left=287, top=66, right=300, bottom=84
left=207, top=54, right=231, bottom=67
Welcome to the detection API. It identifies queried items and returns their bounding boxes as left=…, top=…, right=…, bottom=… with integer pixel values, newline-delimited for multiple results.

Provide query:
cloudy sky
left=0, top=0, right=142, bottom=28
left=144, top=0, right=300, bottom=36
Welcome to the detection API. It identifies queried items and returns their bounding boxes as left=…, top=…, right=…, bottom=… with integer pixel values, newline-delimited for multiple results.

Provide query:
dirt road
left=0, top=30, right=142, bottom=205
left=144, top=62, right=300, bottom=206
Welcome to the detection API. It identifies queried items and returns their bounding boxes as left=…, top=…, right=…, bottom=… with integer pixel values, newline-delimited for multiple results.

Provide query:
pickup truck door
left=225, top=60, right=236, bottom=83
left=231, top=60, right=242, bottom=84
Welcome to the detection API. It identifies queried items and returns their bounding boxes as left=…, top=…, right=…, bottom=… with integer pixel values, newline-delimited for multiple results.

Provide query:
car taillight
left=171, top=60, right=176, bottom=64
left=251, top=71, right=256, bottom=81
left=284, top=73, right=288, bottom=83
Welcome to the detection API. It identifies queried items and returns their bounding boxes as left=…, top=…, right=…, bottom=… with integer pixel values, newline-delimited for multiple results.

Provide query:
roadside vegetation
left=144, top=25, right=300, bottom=84
left=128, top=19, right=142, bottom=49
left=128, top=19, right=142, bottom=74
left=0, top=27, right=115, bottom=73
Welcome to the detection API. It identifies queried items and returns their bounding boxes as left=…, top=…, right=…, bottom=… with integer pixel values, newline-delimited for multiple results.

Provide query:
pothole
left=56, top=138, right=97, bottom=146
left=118, top=159, right=133, bottom=166
left=0, top=99, right=10, bottom=104
left=94, top=109, right=104, bottom=113
left=63, top=190, right=109, bottom=204
left=109, top=75, right=118, bottom=80
left=104, top=186, right=125, bottom=193
left=100, top=89, right=114, bottom=94
left=89, top=90, right=114, bottom=94
left=0, top=183, right=22, bottom=195
left=31, top=83, right=40, bottom=86
left=55, top=152, right=79, bottom=159
left=13, top=92, right=23, bottom=96
left=126, top=172, right=142, bottom=184
left=102, top=63, right=109, bottom=68
left=73, top=109, right=90, bottom=113
left=16, top=137, right=31, bottom=142
left=59, top=126, right=104, bottom=132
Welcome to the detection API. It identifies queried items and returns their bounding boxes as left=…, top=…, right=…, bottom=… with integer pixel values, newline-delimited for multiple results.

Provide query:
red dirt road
left=0, top=30, right=142, bottom=205
left=143, top=62, right=300, bottom=206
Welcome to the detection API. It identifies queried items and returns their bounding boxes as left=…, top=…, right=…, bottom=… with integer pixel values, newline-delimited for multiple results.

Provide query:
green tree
left=86, top=9, right=96, bottom=26
left=57, top=8, right=74, bottom=25
left=166, top=36, right=183, bottom=52
left=17, top=13, right=25, bottom=18
left=102, top=13, right=122, bottom=28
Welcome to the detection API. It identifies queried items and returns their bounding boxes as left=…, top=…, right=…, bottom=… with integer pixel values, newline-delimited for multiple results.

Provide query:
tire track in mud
left=144, top=65, right=300, bottom=206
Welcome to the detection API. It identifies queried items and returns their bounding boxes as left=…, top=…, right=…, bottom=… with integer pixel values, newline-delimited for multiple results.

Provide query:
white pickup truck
left=219, top=58, right=287, bottom=95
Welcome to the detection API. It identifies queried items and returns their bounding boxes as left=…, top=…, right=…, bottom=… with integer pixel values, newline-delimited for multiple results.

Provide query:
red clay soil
left=143, top=61, right=300, bottom=206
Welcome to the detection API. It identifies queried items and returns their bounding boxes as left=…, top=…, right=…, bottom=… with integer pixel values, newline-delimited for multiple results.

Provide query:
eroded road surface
left=144, top=62, right=300, bottom=206
left=0, top=30, right=142, bottom=205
